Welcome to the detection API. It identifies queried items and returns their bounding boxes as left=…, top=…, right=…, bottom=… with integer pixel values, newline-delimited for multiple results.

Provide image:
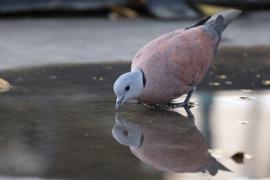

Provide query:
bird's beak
left=115, top=96, right=124, bottom=111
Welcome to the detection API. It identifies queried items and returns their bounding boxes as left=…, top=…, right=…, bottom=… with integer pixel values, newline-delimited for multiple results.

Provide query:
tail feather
left=207, top=158, right=232, bottom=176
left=186, top=9, right=241, bottom=55
left=187, top=9, right=241, bottom=35
left=206, top=9, right=242, bottom=34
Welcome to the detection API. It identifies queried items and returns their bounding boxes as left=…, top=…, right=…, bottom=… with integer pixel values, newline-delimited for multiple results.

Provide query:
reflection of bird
left=112, top=109, right=229, bottom=176
left=114, top=9, right=241, bottom=110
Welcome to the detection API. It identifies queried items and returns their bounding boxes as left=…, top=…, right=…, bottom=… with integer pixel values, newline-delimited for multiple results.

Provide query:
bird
left=114, top=9, right=241, bottom=110
left=112, top=109, right=230, bottom=175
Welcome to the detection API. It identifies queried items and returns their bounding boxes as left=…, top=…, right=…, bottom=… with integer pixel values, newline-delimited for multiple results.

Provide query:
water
left=0, top=49, right=269, bottom=179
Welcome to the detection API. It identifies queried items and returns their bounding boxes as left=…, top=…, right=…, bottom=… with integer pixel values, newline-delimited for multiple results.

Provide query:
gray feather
left=206, top=9, right=242, bottom=35
left=202, top=9, right=241, bottom=54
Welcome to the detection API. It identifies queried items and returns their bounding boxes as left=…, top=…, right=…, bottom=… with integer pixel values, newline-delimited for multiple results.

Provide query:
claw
left=167, top=102, right=194, bottom=108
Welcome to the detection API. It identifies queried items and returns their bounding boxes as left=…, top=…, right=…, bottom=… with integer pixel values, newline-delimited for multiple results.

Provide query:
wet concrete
left=0, top=47, right=269, bottom=179
left=0, top=47, right=269, bottom=95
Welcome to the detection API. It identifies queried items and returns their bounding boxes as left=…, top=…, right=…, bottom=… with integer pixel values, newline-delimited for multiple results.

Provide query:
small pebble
left=240, top=96, right=252, bottom=100
left=225, top=81, right=232, bottom=85
left=0, top=78, right=11, bottom=93
left=262, top=80, right=270, bottom=86
left=231, top=152, right=253, bottom=164
left=238, top=121, right=249, bottom=125
left=219, top=74, right=227, bottom=79
left=209, top=82, right=220, bottom=86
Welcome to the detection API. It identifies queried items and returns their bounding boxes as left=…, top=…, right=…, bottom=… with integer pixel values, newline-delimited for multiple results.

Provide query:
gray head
left=112, top=112, right=143, bottom=148
left=113, top=69, right=145, bottom=110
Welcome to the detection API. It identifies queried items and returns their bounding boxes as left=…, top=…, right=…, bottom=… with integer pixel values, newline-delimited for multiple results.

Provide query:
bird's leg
left=184, top=106, right=195, bottom=120
left=168, top=86, right=196, bottom=108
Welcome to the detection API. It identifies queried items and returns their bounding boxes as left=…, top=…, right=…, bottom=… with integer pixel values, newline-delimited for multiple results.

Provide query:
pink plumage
left=132, top=27, right=218, bottom=104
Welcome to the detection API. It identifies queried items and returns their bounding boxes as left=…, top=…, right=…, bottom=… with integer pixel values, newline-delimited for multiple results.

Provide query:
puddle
left=0, top=52, right=269, bottom=179
left=113, top=109, right=229, bottom=176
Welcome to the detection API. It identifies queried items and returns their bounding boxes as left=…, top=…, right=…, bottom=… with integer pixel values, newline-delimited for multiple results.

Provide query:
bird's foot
left=168, top=86, right=197, bottom=109
left=167, top=101, right=194, bottom=108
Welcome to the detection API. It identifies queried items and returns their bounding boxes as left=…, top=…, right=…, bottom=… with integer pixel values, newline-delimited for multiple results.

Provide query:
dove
left=112, top=109, right=230, bottom=175
left=114, top=9, right=241, bottom=110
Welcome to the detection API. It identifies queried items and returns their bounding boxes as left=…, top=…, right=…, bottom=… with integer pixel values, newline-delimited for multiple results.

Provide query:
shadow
left=112, top=108, right=229, bottom=176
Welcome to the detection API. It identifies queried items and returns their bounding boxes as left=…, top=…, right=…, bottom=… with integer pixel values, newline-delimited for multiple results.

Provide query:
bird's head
left=113, top=69, right=146, bottom=111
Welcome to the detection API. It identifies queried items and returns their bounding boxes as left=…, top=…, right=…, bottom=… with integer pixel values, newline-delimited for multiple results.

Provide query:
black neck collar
left=139, top=69, right=146, bottom=87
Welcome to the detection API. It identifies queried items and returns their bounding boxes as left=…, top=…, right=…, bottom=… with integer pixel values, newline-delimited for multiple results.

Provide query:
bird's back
left=131, top=26, right=218, bottom=104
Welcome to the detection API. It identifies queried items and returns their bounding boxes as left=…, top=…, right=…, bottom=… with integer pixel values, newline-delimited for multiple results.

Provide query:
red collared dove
left=114, top=9, right=241, bottom=110
left=112, top=110, right=229, bottom=175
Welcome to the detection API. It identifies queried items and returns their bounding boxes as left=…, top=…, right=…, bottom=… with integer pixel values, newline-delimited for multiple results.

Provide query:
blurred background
left=1, top=0, right=270, bottom=18
left=0, top=0, right=269, bottom=180
left=0, top=0, right=270, bottom=69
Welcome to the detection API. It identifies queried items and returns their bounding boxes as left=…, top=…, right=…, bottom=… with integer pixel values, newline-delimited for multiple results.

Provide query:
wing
left=131, top=27, right=217, bottom=103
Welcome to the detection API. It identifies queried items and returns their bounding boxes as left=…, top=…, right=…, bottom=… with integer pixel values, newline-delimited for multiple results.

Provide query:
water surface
left=0, top=49, right=269, bottom=179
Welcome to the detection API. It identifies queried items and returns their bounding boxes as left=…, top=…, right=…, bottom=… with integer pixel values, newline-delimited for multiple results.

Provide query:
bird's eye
left=125, top=85, right=130, bottom=91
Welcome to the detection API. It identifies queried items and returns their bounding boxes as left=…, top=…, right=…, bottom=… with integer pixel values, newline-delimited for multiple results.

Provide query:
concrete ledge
left=0, top=12, right=269, bottom=70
